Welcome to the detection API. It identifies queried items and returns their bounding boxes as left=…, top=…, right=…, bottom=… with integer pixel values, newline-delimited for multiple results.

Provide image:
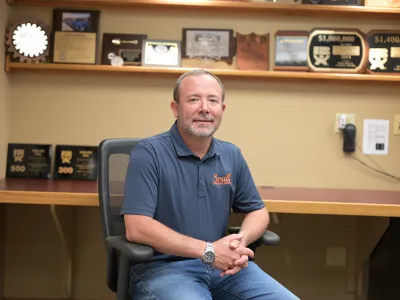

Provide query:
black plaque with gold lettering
left=5, top=143, right=52, bottom=179
left=53, top=145, right=97, bottom=180
left=366, top=30, right=400, bottom=74
left=307, top=28, right=368, bottom=73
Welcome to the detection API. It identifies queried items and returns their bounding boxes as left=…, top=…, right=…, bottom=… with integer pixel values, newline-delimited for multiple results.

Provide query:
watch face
left=203, top=251, right=215, bottom=263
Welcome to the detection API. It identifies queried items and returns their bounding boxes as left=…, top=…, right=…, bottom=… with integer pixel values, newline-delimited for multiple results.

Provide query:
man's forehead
left=181, top=74, right=222, bottom=92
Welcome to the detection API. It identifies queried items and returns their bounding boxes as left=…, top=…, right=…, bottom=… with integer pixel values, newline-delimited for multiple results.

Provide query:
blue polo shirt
left=121, top=121, right=265, bottom=261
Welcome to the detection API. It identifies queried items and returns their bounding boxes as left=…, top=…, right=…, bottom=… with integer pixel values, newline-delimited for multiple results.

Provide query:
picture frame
left=141, top=39, right=181, bottom=68
left=52, top=8, right=100, bottom=33
left=182, top=28, right=236, bottom=65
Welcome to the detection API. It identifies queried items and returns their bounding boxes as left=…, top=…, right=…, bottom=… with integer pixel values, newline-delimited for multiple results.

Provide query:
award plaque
left=102, top=33, right=147, bottom=66
left=53, top=145, right=97, bottom=180
left=307, top=29, right=367, bottom=73
left=182, top=28, right=236, bottom=65
left=366, top=31, right=400, bottom=74
left=141, top=39, right=181, bottom=67
left=236, top=32, right=269, bottom=70
left=52, top=9, right=100, bottom=64
left=274, top=30, right=309, bottom=71
left=5, top=143, right=52, bottom=179
left=4, top=20, right=50, bottom=63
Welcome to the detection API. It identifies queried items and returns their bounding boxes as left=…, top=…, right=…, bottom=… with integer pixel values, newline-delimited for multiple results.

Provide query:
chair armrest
left=227, top=226, right=280, bottom=246
left=105, top=235, right=154, bottom=263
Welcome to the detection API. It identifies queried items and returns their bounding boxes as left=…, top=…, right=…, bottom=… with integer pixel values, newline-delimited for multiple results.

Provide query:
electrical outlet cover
left=335, top=113, right=355, bottom=133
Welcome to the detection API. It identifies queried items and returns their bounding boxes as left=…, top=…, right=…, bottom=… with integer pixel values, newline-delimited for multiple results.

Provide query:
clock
left=4, top=21, right=50, bottom=63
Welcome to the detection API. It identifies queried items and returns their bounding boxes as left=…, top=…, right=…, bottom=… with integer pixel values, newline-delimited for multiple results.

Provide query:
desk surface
left=0, top=178, right=400, bottom=217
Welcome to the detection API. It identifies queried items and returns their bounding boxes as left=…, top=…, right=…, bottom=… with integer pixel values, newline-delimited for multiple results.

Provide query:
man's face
left=171, top=74, right=226, bottom=138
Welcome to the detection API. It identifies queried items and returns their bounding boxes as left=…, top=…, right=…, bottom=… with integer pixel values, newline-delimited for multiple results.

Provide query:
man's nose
left=199, top=100, right=210, bottom=113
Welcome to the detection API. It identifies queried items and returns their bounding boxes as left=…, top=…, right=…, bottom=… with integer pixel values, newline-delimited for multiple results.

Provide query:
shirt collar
left=169, top=121, right=219, bottom=158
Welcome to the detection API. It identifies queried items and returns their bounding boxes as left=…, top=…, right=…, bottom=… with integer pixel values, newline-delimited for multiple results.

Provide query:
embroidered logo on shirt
left=213, top=173, right=232, bottom=185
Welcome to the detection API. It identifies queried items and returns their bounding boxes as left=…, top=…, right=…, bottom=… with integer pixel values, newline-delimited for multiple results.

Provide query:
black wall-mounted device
left=343, top=124, right=356, bottom=153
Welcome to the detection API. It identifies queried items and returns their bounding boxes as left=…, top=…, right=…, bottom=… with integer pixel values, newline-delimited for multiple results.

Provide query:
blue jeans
left=129, top=259, right=299, bottom=300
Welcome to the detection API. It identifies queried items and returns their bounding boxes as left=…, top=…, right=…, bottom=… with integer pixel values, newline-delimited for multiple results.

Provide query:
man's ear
left=170, top=100, right=179, bottom=118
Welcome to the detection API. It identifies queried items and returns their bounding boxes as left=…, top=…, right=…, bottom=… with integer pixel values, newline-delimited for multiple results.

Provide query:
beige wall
left=2, top=4, right=399, bottom=300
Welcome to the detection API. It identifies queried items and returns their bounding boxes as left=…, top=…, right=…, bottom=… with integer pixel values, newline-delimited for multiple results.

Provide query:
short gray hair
left=173, top=69, right=225, bottom=103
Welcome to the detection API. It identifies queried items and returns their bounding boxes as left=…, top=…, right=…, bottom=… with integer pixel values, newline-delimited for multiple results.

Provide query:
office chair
left=97, top=138, right=281, bottom=300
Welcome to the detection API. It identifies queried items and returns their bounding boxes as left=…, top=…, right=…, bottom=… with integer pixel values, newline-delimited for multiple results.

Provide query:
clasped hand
left=212, top=233, right=254, bottom=277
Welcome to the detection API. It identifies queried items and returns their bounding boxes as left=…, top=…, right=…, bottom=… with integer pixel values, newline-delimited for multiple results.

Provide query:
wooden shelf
left=7, top=0, right=400, bottom=19
left=5, top=58, right=400, bottom=84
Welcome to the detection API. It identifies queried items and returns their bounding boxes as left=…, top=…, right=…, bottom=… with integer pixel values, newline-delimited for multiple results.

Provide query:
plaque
left=182, top=28, right=236, bottom=65
left=53, top=145, right=97, bottom=180
left=307, top=29, right=367, bottom=73
left=4, top=20, right=50, bottom=63
left=366, top=31, right=400, bottom=74
left=141, top=39, right=181, bottom=67
left=5, top=143, right=52, bottom=179
left=274, top=30, right=309, bottom=71
left=236, top=32, right=269, bottom=70
left=102, top=33, right=147, bottom=66
left=52, top=9, right=100, bottom=64
left=365, top=0, right=400, bottom=7
left=302, top=0, right=361, bottom=4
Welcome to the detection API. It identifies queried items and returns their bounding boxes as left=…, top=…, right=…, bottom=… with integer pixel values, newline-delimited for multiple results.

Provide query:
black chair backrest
left=97, top=138, right=142, bottom=292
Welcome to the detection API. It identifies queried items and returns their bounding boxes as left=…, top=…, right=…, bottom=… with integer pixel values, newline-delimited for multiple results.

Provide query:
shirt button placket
left=199, top=161, right=206, bottom=198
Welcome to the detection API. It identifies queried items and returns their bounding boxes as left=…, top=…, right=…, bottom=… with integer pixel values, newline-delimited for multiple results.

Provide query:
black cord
left=342, top=126, right=400, bottom=183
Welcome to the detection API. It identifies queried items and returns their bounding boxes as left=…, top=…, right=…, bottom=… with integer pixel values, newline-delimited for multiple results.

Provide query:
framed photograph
left=141, top=39, right=181, bottom=68
left=274, top=30, right=309, bottom=72
left=53, top=8, right=100, bottom=33
left=182, top=28, right=236, bottom=65
left=51, top=8, right=100, bottom=65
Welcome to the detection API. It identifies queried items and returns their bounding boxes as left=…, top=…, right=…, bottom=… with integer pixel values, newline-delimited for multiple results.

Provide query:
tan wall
left=2, top=4, right=399, bottom=300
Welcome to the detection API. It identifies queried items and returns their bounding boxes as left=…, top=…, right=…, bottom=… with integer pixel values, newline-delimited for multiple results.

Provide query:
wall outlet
left=335, top=113, right=355, bottom=133
left=326, top=247, right=347, bottom=267
left=394, top=114, right=400, bottom=135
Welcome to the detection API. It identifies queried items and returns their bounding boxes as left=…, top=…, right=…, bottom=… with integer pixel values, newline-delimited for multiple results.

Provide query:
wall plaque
left=307, top=28, right=367, bottom=73
left=366, top=30, right=400, bottom=74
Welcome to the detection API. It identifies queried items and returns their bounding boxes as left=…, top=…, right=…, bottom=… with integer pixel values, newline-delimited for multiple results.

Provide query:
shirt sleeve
left=232, top=148, right=265, bottom=213
left=120, top=141, right=159, bottom=217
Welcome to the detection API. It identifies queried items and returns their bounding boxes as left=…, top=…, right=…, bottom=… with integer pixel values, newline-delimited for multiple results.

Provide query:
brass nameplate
left=307, top=29, right=367, bottom=73
left=53, top=145, right=97, bottom=180
left=6, top=143, right=52, bottom=179
left=367, top=31, right=400, bottom=74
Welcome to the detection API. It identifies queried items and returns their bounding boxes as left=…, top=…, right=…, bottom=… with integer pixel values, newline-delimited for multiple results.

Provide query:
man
left=121, top=69, right=299, bottom=300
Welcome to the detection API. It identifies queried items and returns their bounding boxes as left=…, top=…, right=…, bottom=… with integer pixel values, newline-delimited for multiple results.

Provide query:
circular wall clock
left=4, top=21, right=50, bottom=63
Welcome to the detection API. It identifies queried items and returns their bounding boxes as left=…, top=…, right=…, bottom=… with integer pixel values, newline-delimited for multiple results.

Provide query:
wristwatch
left=201, top=242, right=215, bottom=267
